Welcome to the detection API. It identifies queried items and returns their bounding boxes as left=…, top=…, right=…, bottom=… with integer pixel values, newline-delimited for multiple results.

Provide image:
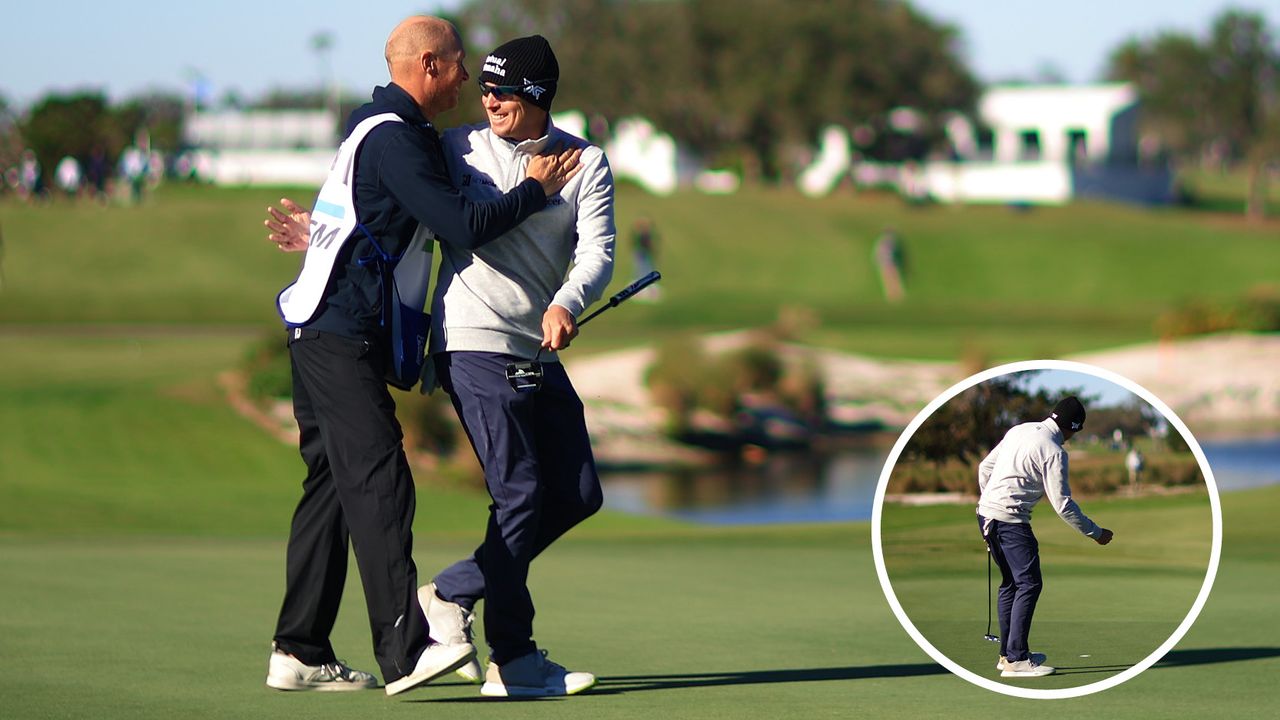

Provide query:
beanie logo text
left=482, top=55, right=507, bottom=77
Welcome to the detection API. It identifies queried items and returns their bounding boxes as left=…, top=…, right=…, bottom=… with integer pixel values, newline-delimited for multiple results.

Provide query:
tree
left=115, top=92, right=187, bottom=154
left=904, top=372, right=1097, bottom=467
left=1084, top=397, right=1160, bottom=442
left=458, top=0, right=978, bottom=182
left=21, top=92, right=122, bottom=175
left=1106, top=9, right=1280, bottom=219
left=0, top=92, right=22, bottom=171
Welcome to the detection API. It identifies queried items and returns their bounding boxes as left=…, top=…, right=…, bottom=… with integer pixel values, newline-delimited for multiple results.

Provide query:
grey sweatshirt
left=428, top=120, right=615, bottom=362
left=976, top=418, right=1103, bottom=538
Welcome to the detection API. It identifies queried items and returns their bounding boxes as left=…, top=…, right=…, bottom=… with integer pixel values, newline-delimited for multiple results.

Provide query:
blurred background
left=1, top=0, right=1277, bottom=524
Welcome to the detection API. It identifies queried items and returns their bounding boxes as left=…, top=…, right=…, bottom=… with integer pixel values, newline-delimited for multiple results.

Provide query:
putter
left=984, top=547, right=1000, bottom=643
left=505, top=271, right=662, bottom=393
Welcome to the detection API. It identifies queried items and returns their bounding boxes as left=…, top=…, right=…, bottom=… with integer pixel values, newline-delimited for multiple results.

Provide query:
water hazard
left=601, top=436, right=1280, bottom=525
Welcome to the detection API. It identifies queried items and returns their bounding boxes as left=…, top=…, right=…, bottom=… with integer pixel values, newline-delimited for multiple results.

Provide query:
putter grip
left=576, top=271, right=661, bottom=328
left=607, top=271, right=661, bottom=306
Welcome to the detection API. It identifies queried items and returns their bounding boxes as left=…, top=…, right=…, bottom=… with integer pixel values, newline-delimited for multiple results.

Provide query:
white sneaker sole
left=456, top=660, right=483, bottom=683
left=385, top=644, right=477, bottom=696
left=480, top=676, right=597, bottom=698
left=1000, top=667, right=1055, bottom=678
left=265, top=675, right=377, bottom=692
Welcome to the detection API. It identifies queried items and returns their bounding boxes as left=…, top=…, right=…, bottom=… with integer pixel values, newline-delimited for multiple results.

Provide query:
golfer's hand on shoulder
left=527, top=144, right=583, bottom=197
left=265, top=198, right=311, bottom=252
left=542, top=305, right=578, bottom=351
left=1095, top=528, right=1114, bottom=546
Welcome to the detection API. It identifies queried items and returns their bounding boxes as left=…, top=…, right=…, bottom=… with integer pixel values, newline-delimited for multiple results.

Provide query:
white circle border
left=870, top=359, right=1223, bottom=700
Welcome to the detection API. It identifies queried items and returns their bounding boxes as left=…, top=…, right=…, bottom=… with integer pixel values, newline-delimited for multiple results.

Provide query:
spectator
left=55, top=155, right=82, bottom=198
left=874, top=226, right=906, bottom=303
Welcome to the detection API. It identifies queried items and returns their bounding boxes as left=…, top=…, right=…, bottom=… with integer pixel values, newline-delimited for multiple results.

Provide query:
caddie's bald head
left=385, top=16, right=461, bottom=76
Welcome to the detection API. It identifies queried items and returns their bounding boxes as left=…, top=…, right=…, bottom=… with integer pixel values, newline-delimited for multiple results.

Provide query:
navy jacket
left=307, top=83, right=547, bottom=338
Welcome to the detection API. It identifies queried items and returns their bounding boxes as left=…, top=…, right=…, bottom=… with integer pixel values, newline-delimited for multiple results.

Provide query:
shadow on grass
left=594, top=663, right=947, bottom=693
left=1053, top=664, right=1132, bottom=676
left=1053, top=647, right=1280, bottom=678
left=1156, top=647, right=1280, bottom=667
left=412, top=663, right=948, bottom=701
left=409, top=651, right=1279, bottom=701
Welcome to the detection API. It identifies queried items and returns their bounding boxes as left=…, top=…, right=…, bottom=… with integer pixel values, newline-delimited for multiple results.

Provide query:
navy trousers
left=979, top=515, right=1043, bottom=663
left=273, top=330, right=430, bottom=682
left=432, top=352, right=603, bottom=665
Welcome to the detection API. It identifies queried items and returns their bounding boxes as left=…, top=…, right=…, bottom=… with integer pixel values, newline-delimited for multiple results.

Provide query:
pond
left=600, top=435, right=1280, bottom=525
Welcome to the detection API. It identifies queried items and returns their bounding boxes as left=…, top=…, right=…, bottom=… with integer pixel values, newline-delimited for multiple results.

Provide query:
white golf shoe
left=1000, top=658, right=1055, bottom=678
left=265, top=646, right=378, bottom=691
left=418, top=582, right=483, bottom=683
left=480, top=649, right=596, bottom=698
left=384, top=642, right=477, bottom=696
left=997, top=652, right=1046, bottom=671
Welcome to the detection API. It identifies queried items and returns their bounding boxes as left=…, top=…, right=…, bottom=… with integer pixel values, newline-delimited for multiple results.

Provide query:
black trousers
left=432, top=352, right=602, bottom=665
left=272, top=329, right=429, bottom=682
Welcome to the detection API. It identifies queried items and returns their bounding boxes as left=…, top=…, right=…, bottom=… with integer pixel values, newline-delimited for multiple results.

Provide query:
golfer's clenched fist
left=1095, top=528, right=1114, bottom=546
left=541, top=305, right=578, bottom=351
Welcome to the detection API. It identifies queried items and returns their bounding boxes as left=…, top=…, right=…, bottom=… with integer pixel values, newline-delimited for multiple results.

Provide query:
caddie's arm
left=542, top=148, right=616, bottom=352
left=378, top=130, right=546, bottom=250
left=1042, top=449, right=1104, bottom=539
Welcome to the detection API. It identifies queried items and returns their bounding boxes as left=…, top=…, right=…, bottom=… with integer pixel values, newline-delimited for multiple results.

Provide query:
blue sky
left=1023, top=369, right=1138, bottom=408
left=2, top=1, right=1265, bottom=107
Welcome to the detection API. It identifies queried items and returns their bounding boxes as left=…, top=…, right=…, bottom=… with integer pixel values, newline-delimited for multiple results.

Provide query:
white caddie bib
left=275, top=112, right=437, bottom=390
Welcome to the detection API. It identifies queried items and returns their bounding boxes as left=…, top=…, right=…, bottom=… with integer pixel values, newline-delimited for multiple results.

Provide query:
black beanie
left=479, top=35, right=559, bottom=111
left=1049, top=395, right=1086, bottom=433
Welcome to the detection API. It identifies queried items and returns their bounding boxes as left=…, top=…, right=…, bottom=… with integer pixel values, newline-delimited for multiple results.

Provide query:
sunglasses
left=477, top=78, right=556, bottom=99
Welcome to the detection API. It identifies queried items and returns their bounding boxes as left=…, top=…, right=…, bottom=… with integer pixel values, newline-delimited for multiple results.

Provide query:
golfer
left=422, top=34, right=612, bottom=698
left=263, top=16, right=580, bottom=697
left=976, top=395, right=1114, bottom=678
left=267, top=34, right=613, bottom=698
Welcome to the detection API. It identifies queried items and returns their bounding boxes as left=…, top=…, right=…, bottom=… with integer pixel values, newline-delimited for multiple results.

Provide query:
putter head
left=983, top=634, right=1001, bottom=643
left=505, top=359, right=544, bottom=393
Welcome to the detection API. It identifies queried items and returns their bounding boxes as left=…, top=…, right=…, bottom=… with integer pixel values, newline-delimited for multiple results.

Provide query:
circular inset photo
left=872, top=360, right=1221, bottom=699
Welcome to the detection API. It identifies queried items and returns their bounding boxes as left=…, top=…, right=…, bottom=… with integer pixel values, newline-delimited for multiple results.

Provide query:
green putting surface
left=1, top=484, right=1274, bottom=719
left=881, top=491, right=1215, bottom=692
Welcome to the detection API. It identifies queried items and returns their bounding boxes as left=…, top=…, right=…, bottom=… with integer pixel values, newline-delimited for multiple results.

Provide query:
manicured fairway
left=880, top=491, right=1214, bottom=691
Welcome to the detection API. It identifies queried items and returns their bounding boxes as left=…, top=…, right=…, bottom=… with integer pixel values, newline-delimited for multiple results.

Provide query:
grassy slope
left=0, top=332, right=671, bottom=537
left=3, top=183, right=1278, bottom=359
